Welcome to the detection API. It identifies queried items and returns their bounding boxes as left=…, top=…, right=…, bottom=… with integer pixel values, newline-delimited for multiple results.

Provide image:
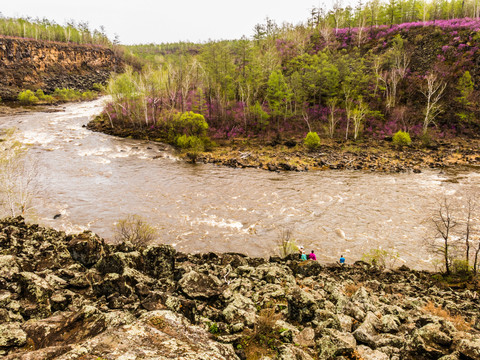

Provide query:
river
left=1, top=98, right=479, bottom=269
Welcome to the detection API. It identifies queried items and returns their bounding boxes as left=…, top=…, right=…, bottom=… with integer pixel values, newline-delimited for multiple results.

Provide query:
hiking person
left=339, top=255, right=346, bottom=266
left=300, top=251, right=307, bottom=261
left=298, top=245, right=305, bottom=260
left=308, top=250, right=316, bottom=260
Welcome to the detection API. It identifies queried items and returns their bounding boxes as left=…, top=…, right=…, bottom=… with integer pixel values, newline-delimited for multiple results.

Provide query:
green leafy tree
left=455, top=71, right=475, bottom=123
left=266, top=71, right=292, bottom=134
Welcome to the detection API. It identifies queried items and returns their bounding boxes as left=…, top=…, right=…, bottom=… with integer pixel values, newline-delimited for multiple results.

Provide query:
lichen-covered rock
left=317, top=328, right=357, bottom=359
left=95, top=252, right=125, bottom=274
left=277, top=344, right=315, bottom=360
left=357, top=345, right=389, bottom=360
left=66, top=231, right=107, bottom=268
left=223, top=293, right=256, bottom=326
left=179, top=270, right=223, bottom=299
left=0, top=322, right=27, bottom=349
left=294, top=327, right=315, bottom=347
left=16, top=272, right=53, bottom=304
left=409, top=321, right=453, bottom=358
left=253, top=263, right=296, bottom=286
left=380, top=314, right=401, bottom=333
left=353, top=312, right=381, bottom=348
left=92, top=273, right=133, bottom=297
left=142, top=245, right=176, bottom=280
left=0, top=255, right=20, bottom=280
left=287, top=287, right=320, bottom=324
left=39, top=310, right=240, bottom=359
left=21, top=306, right=132, bottom=351
left=1, top=217, right=480, bottom=359
left=457, top=337, right=480, bottom=360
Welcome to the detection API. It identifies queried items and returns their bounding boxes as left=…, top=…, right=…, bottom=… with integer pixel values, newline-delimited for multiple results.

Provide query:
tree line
left=0, top=14, right=112, bottom=46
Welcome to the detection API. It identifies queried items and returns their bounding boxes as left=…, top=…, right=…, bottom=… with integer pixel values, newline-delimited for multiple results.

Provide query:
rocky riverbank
left=1, top=216, right=479, bottom=359
left=87, top=119, right=480, bottom=173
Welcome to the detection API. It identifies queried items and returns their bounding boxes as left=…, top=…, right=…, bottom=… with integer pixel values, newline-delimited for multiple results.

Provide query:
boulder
left=66, top=231, right=107, bottom=268
left=142, top=245, right=176, bottom=280
left=380, top=314, right=400, bottom=333
left=35, top=310, right=240, bottom=359
left=0, top=255, right=20, bottom=280
left=277, top=344, right=315, bottom=360
left=357, top=345, right=389, bottom=360
left=294, top=327, right=315, bottom=347
left=223, top=293, right=256, bottom=326
left=317, top=328, right=357, bottom=358
left=0, top=322, right=27, bottom=349
left=179, top=270, right=223, bottom=299
left=457, top=338, right=480, bottom=360
left=95, top=252, right=125, bottom=274
left=92, top=273, right=133, bottom=298
left=287, top=287, right=320, bottom=324
left=16, top=272, right=53, bottom=304
left=353, top=312, right=381, bottom=348
left=409, top=322, right=453, bottom=358
left=253, top=263, right=296, bottom=286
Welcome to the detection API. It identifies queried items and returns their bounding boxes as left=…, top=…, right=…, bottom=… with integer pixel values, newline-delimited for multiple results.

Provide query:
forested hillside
left=98, top=0, right=480, bottom=148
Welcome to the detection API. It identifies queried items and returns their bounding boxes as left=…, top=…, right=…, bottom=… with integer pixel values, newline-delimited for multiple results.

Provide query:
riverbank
left=1, top=216, right=479, bottom=359
left=87, top=118, right=480, bottom=173
left=0, top=103, right=63, bottom=116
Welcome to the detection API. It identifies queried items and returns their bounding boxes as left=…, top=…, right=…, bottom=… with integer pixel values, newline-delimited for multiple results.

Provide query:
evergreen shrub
left=304, top=131, right=321, bottom=150
left=392, top=131, right=412, bottom=146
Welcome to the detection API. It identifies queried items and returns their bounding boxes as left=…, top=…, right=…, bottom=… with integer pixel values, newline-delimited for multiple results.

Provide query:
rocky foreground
left=1, top=217, right=480, bottom=360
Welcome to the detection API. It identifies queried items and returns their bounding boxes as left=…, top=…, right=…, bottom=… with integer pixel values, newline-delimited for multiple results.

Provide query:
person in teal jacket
left=300, top=251, right=307, bottom=261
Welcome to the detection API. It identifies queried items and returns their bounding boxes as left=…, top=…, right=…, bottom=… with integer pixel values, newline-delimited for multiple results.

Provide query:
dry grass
left=343, top=283, right=362, bottom=297
left=240, top=308, right=282, bottom=360
left=422, top=301, right=472, bottom=331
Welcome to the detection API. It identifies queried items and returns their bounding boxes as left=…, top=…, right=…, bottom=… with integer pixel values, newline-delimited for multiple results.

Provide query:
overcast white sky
left=0, top=1, right=338, bottom=44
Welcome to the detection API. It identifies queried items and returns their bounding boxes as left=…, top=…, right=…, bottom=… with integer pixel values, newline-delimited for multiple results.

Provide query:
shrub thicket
left=17, top=88, right=98, bottom=105
left=361, top=248, right=400, bottom=269
left=113, top=215, right=157, bottom=247
left=17, top=90, right=39, bottom=104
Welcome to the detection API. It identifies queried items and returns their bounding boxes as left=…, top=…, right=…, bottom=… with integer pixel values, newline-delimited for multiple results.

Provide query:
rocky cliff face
left=0, top=37, right=122, bottom=100
left=0, top=216, right=479, bottom=360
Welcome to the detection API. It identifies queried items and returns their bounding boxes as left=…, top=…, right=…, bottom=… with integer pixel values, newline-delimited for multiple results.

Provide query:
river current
left=1, top=99, right=479, bottom=269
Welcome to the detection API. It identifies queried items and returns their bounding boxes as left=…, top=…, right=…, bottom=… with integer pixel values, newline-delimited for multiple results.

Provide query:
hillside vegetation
left=95, top=1, right=480, bottom=149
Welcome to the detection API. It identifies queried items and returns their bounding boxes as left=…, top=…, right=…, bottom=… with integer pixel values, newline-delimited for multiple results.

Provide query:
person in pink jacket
left=308, top=250, right=317, bottom=260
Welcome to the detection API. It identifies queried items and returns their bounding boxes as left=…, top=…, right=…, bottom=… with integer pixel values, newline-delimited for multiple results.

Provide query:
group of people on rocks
left=299, top=245, right=346, bottom=266
left=299, top=246, right=316, bottom=261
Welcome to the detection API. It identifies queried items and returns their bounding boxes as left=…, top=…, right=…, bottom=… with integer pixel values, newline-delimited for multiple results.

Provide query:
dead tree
left=428, top=197, right=459, bottom=275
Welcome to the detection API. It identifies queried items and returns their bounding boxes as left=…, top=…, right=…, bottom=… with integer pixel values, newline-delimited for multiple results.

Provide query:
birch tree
left=327, top=97, right=339, bottom=138
left=421, top=72, right=447, bottom=135
left=352, top=98, right=369, bottom=140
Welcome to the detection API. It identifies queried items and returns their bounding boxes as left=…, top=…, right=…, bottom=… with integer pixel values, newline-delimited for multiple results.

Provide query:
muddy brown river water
left=1, top=99, right=479, bottom=269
